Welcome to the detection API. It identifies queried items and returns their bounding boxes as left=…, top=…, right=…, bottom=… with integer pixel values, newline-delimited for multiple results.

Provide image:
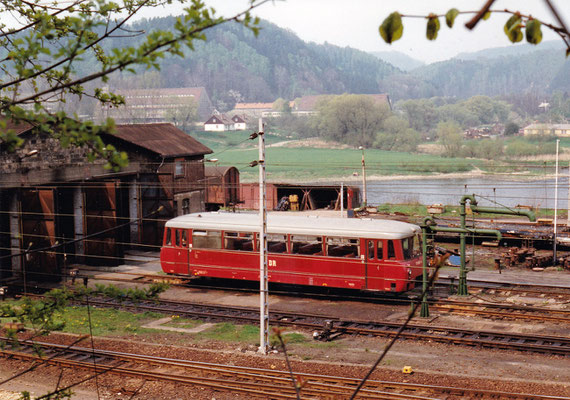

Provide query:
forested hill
left=105, top=17, right=568, bottom=105
left=110, top=17, right=398, bottom=104
left=404, top=46, right=569, bottom=99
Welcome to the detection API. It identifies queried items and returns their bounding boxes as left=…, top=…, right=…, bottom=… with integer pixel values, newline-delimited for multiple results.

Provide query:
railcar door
left=160, top=227, right=190, bottom=275
left=174, top=228, right=190, bottom=274
left=365, top=239, right=385, bottom=290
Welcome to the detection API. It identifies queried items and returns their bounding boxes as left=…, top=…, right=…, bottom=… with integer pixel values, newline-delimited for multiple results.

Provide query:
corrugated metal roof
left=113, top=123, right=212, bottom=157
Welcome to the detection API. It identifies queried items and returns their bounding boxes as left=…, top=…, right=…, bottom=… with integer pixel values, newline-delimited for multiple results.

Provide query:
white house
left=231, top=115, right=247, bottom=130
left=204, top=114, right=233, bottom=131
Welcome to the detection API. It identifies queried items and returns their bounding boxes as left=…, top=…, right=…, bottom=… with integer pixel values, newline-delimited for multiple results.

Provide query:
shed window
left=291, top=235, right=322, bottom=255
left=224, top=231, right=254, bottom=251
left=182, top=198, right=190, bottom=215
left=326, top=237, right=359, bottom=258
left=192, top=230, right=222, bottom=249
left=174, top=159, right=185, bottom=177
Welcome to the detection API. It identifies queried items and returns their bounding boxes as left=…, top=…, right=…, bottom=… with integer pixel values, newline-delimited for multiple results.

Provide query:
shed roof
left=2, top=119, right=34, bottom=135
left=113, top=123, right=212, bottom=157
left=205, top=165, right=238, bottom=177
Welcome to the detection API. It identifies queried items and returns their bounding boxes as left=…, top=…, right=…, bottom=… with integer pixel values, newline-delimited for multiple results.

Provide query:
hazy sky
left=144, top=0, right=569, bottom=63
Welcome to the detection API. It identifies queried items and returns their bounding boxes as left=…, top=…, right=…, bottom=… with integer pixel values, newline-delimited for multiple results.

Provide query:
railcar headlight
left=407, top=268, right=412, bottom=281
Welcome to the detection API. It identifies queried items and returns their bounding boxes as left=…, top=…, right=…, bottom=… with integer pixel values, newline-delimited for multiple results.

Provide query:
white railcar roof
left=165, top=212, right=420, bottom=240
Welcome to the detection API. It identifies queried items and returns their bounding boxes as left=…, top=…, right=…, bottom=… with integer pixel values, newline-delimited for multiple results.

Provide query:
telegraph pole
left=258, top=118, right=269, bottom=354
left=553, top=139, right=560, bottom=264
left=359, top=146, right=367, bottom=206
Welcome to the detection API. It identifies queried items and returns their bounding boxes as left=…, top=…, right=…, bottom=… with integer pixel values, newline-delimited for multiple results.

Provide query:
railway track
left=1, top=337, right=567, bottom=400
left=432, top=299, right=570, bottom=323
left=76, top=297, right=570, bottom=356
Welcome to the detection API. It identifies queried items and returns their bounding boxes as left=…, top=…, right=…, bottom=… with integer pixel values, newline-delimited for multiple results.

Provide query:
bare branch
left=465, top=0, right=496, bottom=30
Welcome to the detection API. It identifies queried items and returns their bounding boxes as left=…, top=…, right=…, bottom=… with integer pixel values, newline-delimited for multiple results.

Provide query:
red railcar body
left=160, top=212, right=424, bottom=292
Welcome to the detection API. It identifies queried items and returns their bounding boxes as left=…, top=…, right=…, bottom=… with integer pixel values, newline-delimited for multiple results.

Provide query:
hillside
left=370, top=51, right=425, bottom=71
left=99, top=17, right=569, bottom=105
left=108, top=18, right=399, bottom=107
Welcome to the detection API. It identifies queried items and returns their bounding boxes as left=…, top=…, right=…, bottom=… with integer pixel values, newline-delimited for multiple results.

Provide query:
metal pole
left=258, top=118, right=269, bottom=354
left=420, top=228, right=429, bottom=317
left=553, top=139, right=560, bottom=265
left=567, top=162, right=570, bottom=228
left=359, top=147, right=367, bottom=206
left=340, top=182, right=344, bottom=218
left=458, top=197, right=468, bottom=296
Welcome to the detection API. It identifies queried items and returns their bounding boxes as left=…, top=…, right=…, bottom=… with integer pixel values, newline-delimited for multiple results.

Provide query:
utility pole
left=567, top=161, right=570, bottom=228
left=258, top=118, right=269, bottom=354
left=340, top=182, right=344, bottom=218
left=359, top=146, right=367, bottom=206
left=553, top=139, right=560, bottom=265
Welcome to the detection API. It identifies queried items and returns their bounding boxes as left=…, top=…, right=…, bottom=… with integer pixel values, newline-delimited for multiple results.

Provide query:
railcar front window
left=326, top=237, right=359, bottom=258
left=291, top=235, right=323, bottom=255
left=402, top=237, right=415, bottom=260
left=387, top=240, right=396, bottom=259
left=165, top=228, right=172, bottom=246
left=224, top=231, right=254, bottom=251
left=193, top=230, right=222, bottom=249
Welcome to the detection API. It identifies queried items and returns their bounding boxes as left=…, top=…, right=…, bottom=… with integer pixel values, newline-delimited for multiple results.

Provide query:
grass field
left=188, top=130, right=563, bottom=182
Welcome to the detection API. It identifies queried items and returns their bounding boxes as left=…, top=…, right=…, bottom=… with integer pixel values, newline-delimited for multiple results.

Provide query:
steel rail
left=75, top=297, right=570, bottom=356
left=432, top=299, right=570, bottom=323
left=1, top=337, right=567, bottom=400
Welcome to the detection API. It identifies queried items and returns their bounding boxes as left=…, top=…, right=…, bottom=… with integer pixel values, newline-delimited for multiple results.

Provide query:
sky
left=144, top=0, right=569, bottom=63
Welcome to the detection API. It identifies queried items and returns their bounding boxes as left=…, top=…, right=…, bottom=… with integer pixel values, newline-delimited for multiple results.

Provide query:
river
left=361, top=175, right=570, bottom=209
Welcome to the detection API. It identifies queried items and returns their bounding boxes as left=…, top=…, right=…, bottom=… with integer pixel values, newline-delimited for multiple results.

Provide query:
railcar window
left=224, top=231, right=254, bottom=251
left=192, top=230, right=222, bottom=249
left=181, top=230, right=188, bottom=247
left=402, top=237, right=414, bottom=260
left=367, top=240, right=374, bottom=259
left=377, top=240, right=384, bottom=259
left=175, top=229, right=180, bottom=247
left=268, top=234, right=287, bottom=253
left=291, top=235, right=323, bottom=255
left=326, top=237, right=359, bottom=258
left=387, top=240, right=396, bottom=259
left=165, top=228, right=172, bottom=246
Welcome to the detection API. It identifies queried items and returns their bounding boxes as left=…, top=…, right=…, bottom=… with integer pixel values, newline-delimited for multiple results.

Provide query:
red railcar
left=160, top=212, right=424, bottom=292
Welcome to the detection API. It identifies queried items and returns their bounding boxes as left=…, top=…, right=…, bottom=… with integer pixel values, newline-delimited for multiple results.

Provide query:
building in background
left=523, top=123, right=570, bottom=136
left=102, top=87, right=214, bottom=125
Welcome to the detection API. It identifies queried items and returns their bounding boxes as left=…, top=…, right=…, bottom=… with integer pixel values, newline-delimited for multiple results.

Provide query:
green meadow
left=191, top=131, right=484, bottom=182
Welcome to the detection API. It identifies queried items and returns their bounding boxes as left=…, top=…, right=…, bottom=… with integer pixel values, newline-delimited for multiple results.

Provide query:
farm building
left=0, top=121, right=212, bottom=283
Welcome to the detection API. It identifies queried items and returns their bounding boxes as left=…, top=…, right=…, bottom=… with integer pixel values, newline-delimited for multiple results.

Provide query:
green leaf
left=426, top=16, right=440, bottom=40
left=504, top=14, right=523, bottom=43
left=379, top=12, right=403, bottom=44
left=445, top=8, right=459, bottom=28
left=525, top=19, right=542, bottom=45
left=482, top=11, right=491, bottom=20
